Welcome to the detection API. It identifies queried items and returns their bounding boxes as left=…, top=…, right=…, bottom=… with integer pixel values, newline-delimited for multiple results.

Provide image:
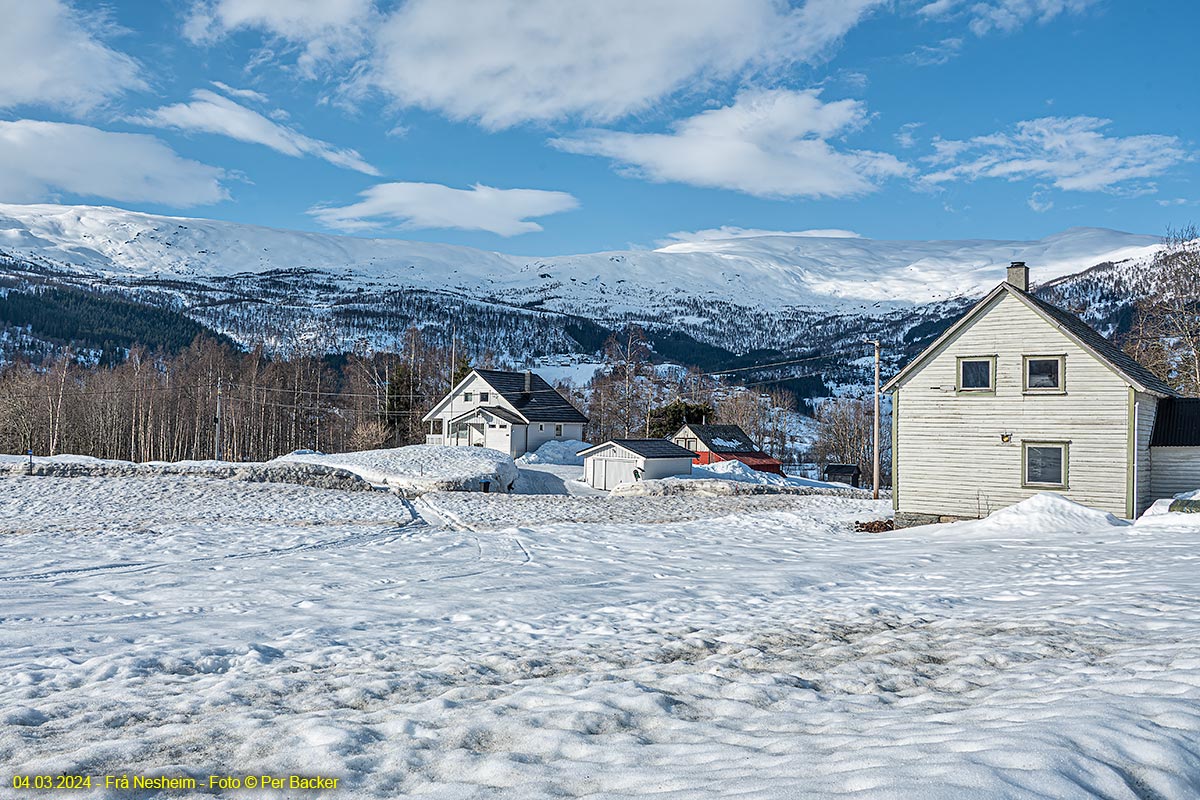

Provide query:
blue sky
left=0, top=0, right=1196, bottom=254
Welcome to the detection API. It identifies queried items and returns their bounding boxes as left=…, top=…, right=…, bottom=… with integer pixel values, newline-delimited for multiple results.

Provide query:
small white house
left=422, top=368, right=588, bottom=458
left=578, top=439, right=697, bottom=491
left=884, top=262, right=1200, bottom=526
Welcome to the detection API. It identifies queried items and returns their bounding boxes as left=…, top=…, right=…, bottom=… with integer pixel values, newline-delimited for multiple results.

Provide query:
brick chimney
left=1007, top=261, right=1029, bottom=291
left=523, top=369, right=532, bottom=393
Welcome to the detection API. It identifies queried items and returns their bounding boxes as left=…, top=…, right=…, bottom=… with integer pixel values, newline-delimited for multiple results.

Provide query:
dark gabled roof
left=579, top=439, right=697, bottom=459
left=473, top=368, right=589, bottom=423
left=449, top=405, right=526, bottom=425
left=677, top=424, right=761, bottom=453
left=1017, top=289, right=1179, bottom=398
left=883, top=281, right=1179, bottom=397
left=1151, top=398, right=1200, bottom=447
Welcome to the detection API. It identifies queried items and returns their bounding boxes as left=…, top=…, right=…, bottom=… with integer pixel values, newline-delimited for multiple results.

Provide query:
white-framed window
left=1024, top=355, right=1065, bottom=393
left=464, top=391, right=474, bottom=402
left=480, top=392, right=489, bottom=402
left=555, top=424, right=563, bottom=437
left=957, top=356, right=995, bottom=393
left=488, top=424, right=497, bottom=429
left=1023, top=441, right=1068, bottom=489
left=499, top=424, right=507, bottom=429
left=539, top=424, right=544, bottom=431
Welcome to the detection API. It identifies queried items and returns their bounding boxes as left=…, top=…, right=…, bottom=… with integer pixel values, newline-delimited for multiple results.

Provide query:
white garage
left=578, top=439, right=697, bottom=491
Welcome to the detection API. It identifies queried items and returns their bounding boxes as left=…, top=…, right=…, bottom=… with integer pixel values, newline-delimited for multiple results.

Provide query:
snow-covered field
left=3, top=474, right=1200, bottom=799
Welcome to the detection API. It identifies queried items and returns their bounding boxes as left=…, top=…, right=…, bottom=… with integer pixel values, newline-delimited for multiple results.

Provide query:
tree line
left=0, top=330, right=460, bottom=462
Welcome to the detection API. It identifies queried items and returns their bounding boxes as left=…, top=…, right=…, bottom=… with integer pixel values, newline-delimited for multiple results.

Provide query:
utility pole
left=214, top=375, right=223, bottom=462
left=865, top=339, right=882, bottom=500
left=449, top=324, right=457, bottom=391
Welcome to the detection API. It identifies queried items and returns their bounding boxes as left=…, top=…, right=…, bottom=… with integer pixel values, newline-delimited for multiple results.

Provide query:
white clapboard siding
left=1149, top=447, right=1200, bottom=500
left=895, top=291, right=1132, bottom=518
left=1134, top=393, right=1159, bottom=514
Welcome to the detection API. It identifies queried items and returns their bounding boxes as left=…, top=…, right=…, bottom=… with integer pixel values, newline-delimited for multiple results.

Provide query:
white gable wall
left=427, top=373, right=522, bottom=424
left=894, top=291, right=1133, bottom=519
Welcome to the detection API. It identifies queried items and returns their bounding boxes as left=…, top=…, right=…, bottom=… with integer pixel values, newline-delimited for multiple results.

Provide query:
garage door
left=594, top=457, right=638, bottom=490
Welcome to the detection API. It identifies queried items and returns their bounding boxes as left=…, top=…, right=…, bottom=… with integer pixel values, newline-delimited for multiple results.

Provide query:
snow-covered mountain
left=0, top=203, right=1161, bottom=315
left=0, top=203, right=1168, bottom=395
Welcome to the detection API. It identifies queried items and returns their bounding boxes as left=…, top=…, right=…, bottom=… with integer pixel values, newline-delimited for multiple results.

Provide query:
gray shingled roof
left=474, top=369, right=589, bottom=423
left=1019, top=289, right=1179, bottom=397
left=1151, top=398, right=1200, bottom=447
left=583, top=439, right=697, bottom=459
left=678, top=424, right=762, bottom=453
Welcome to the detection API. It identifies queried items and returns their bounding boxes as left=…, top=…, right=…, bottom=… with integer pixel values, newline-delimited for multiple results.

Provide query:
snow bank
left=515, top=439, right=591, bottom=466
left=690, top=458, right=850, bottom=490
left=0, top=453, right=371, bottom=491
left=612, top=476, right=865, bottom=498
left=1, top=446, right=521, bottom=495
left=275, top=444, right=518, bottom=494
left=904, top=493, right=1131, bottom=537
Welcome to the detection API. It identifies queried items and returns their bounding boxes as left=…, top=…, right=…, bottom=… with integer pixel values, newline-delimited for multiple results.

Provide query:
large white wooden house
left=885, top=262, right=1200, bottom=527
left=422, top=368, right=588, bottom=458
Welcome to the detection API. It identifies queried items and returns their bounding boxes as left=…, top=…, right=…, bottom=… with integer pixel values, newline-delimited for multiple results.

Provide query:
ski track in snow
left=2, top=475, right=1200, bottom=798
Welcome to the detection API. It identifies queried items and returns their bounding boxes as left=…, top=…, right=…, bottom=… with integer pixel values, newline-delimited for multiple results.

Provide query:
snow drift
left=516, top=439, right=592, bottom=466
left=276, top=444, right=519, bottom=494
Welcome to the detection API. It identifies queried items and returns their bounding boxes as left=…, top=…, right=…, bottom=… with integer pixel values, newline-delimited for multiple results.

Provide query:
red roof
left=720, top=453, right=782, bottom=468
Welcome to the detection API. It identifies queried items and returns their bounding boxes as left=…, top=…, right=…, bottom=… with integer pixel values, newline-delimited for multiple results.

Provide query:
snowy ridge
left=0, top=203, right=1162, bottom=313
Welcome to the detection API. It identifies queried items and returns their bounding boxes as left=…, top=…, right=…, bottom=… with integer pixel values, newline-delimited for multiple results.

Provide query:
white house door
left=593, top=458, right=637, bottom=490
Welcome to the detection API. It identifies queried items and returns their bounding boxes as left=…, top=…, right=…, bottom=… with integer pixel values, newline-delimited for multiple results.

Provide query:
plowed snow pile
left=3, top=481, right=1200, bottom=799
left=274, top=444, right=519, bottom=492
left=516, top=439, right=591, bottom=466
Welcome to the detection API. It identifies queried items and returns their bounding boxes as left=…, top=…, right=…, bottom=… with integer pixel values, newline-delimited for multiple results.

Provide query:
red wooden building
left=670, top=424, right=784, bottom=475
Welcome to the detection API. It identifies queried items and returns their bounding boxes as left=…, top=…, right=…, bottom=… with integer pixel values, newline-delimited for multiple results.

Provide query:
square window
left=1025, top=357, right=1063, bottom=391
left=464, top=392, right=473, bottom=402
left=1025, top=443, right=1067, bottom=488
left=959, top=358, right=993, bottom=391
left=480, top=392, right=489, bottom=402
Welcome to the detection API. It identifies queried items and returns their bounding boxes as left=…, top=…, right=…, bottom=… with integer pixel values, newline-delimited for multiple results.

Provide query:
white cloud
left=906, top=37, right=963, bottom=65
left=659, top=226, right=862, bottom=246
left=184, top=0, right=373, bottom=75
left=130, top=89, right=379, bottom=175
left=309, top=182, right=579, bottom=236
left=0, top=0, right=144, bottom=113
left=917, top=0, right=1097, bottom=35
left=921, top=116, right=1189, bottom=193
left=366, top=0, right=885, bottom=128
left=210, top=81, right=269, bottom=104
left=552, top=89, right=909, bottom=199
left=895, top=122, right=924, bottom=149
left=968, top=0, right=1098, bottom=34
left=1027, top=189, right=1054, bottom=212
left=0, top=120, right=227, bottom=206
